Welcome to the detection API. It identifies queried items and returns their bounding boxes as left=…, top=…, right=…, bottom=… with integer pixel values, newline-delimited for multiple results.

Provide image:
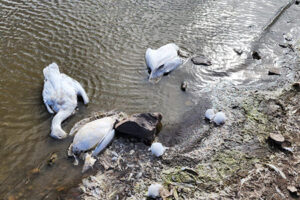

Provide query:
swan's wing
left=42, top=80, right=55, bottom=113
left=61, top=74, right=89, bottom=104
left=92, top=129, right=115, bottom=157
left=69, top=117, right=92, bottom=136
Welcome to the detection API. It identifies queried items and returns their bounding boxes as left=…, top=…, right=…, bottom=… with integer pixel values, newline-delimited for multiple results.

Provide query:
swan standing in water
left=42, top=63, right=89, bottom=139
left=145, top=43, right=184, bottom=80
left=68, top=111, right=127, bottom=172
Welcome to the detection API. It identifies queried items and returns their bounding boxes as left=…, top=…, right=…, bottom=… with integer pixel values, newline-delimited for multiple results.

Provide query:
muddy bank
left=59, top=3, right=300, bottom=200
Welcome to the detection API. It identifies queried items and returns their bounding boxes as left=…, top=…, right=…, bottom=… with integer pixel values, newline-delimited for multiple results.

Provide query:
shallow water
left=0, top=0, right=298, bottom=199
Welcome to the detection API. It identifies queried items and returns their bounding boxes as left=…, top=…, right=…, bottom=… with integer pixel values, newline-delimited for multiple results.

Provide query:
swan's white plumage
left=72, top=116, right=116, bottom=153
left=42, top=63, right=89, bottom=139
left=145, top=43, right=183, bottom=79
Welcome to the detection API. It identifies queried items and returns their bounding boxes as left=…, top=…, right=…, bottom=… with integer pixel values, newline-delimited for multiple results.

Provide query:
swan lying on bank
left=42, top=63, right=89, bottom=139
left=145, top=43, right=183, bottom=80
left=68, top=111, right=127, bottom=172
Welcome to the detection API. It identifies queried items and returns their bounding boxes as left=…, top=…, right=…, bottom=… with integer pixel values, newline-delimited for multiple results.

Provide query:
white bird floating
left=145, top=43, right=183, bottom=80
left=150, top=142, right=166, bottom=157
left=213, top=111, right=226, bottom=125
left=42, top=63, right=89, bottom=139
left=68, top=111, right=127, bottom=173
left=147, top=183, right=163, bottom=198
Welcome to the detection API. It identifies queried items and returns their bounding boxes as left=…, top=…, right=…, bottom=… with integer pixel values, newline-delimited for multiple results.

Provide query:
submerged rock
left=252, top=51, right=261, bottom=60
left=191, top=55, right=212, bottom=66
left=181, top=81, right=187, bottom=91
left=115, top=113, right=162, bottom=144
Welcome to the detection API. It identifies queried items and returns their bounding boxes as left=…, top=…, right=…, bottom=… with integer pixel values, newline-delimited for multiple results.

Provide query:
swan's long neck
left=51, top=108, right=74, bottom=139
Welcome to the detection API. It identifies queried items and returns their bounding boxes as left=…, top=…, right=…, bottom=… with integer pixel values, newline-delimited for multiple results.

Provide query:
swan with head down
left=145, top=43, right=184, bottom=80
left=42, top=63, right=89, bottom=139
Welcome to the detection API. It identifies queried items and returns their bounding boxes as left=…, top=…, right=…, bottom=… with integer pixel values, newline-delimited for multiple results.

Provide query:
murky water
left=0, top=0, right=298, bottom=199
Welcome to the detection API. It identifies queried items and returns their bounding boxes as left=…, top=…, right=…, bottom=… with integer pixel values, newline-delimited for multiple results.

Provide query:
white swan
left=68, top=111, right=127, bottom=172
left=145, top=43, right=183, bottom=80
left=42, top=63, right=89, bottom=139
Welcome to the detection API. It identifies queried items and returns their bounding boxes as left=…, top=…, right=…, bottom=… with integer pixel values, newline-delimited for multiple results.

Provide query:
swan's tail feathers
left=73, top=80, right=89, bottom=104
left=92, top=129, right=115, bottom=157
left=43, top=63, right=60, bottom=80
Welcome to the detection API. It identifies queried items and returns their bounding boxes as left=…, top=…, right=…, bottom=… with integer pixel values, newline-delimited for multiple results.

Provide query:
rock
left=268, top=68, right=281, bottom=76
left=115, top=113, right=162, bottom=144
left=178, top=49, right=189, bottom=58
left=292, top=82, right=300, bottom=91
left=29, top=168, right=40, bottom=174
left=233, top=48, right=243, bottom=55
left=296, top=0, right=300, bottom=5
left=287, top=186, right=298, bottom=195
left=181, top=81, right=187, bottom=91
left=268, top=133, right=285, bottom=144
left=191, top=55, right=212, bottom=66
left=283, top=33, right=293, bottom=41
left=47, top=153, right=58, bottom=166
left=252, top=51, right=261, bottom=60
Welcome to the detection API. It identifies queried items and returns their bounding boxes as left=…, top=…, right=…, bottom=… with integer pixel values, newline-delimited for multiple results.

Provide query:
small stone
left=269, top=133, right=285, bottom=144
left=56, top=186, right=65, bottom=192
left=287, top=185, right=298, bottom=195
left=279, top=43, right=288, bottom=48
left=252, top=51, right=261, bottom=60
left=268, top=69, right=281, bottom=76
left=129, top=150, right=135, bottom=155
left=233, top=48, right=243, bottom=55
left=191, top=55, right=212, bottom=66
left=47, top=153, right=58, bottom=166
left=181, top=81, right=187, bottom=91
left=283, top=33, right=293, bottom=41
left=292, top=82, right=300, bottom=90
left=30, top=168, right=40, bottom=174
left=178, top=49, right=189, bottom=58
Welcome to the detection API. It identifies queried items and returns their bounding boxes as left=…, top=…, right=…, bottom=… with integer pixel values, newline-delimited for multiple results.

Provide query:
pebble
left=191, top=55, right=212, bottom=66
left=181, top=81, right=187, bottom=91
left=268, top=69, right=281, bottom=76
left=269, top=133, right=285, bottom=144
left=252, top=51, right=261, bottom=60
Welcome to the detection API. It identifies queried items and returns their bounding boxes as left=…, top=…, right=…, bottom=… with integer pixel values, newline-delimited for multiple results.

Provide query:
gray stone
left=115, top=113, right=163, bottom=144
left=191, top=55, right=212, bottom=66
left=268, top=68, right=281, bottom=76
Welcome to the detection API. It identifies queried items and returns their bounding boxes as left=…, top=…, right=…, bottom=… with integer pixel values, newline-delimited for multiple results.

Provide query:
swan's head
left=50, top=127, right=67, bottom=139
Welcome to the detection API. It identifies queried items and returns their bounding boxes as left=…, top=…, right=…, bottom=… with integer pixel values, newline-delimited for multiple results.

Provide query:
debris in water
left=252, top=51, right=261, bottom=60
left=47, top=153, right=58, bottom=166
